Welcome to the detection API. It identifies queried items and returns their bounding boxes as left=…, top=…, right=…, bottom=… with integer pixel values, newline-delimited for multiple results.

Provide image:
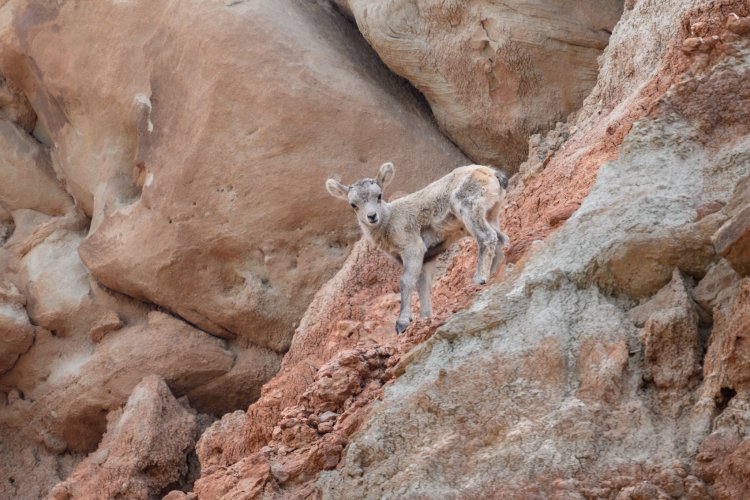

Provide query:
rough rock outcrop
left=0, top=119, right=71, bottom=216
left=695, top=280, right=750, bottom=499
left=0, top=282, right=33, bottom=374
left=186, top=239, right=485, bottom=498
left=3, top=0, right=750, bottom=498
left=713, top=175, right=750, bottom=276
left=504, top=0, right=732, bottom=257
left=335, top=0, right=624, bottom=169
left=316, top=4, right=750, bottom=497
left=49, top=376, right=198, bottom=500
left=1, top=312, right=247, bottom=454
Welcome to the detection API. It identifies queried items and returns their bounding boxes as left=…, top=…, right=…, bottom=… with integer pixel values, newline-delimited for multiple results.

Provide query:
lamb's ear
left=326, top=179, right=350, bottom=200
left=376, top=162, right=395, bottom=188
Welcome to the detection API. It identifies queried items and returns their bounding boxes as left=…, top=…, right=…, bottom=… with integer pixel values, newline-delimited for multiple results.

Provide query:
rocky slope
left=2, top=0, right=750, bottom=499
left=188, top=0, right=750, bottom=498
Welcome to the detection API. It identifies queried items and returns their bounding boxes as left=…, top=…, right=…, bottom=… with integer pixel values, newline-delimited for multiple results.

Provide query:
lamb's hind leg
left=461, top=204, right=498, bottom=285
left=487, top=203, right=509, bottom=276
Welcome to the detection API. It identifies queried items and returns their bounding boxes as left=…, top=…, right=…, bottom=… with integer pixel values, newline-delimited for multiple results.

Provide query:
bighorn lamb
left=326, top=162, right=509, bottom=333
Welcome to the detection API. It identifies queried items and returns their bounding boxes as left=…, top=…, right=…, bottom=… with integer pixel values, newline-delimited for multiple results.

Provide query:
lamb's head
left=326, top=162, right=395, bottom=229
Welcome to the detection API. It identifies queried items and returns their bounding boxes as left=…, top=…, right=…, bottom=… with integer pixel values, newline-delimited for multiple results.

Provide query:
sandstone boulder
left=0, top=0, right=466, bottom=355
left=0, top=119, right=71, bottom=216
left=335, top=0, right=624, bottom=169
left=0, top=282, right=33, bottom=374
left=49, top=376, right=198, bottom=500
left=0, top=312, right=247, bottom=454
left=19, top=228, right=106, bottom=337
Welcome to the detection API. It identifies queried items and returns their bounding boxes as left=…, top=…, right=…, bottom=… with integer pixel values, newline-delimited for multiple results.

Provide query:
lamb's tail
left=493, top=168, right=508, bottom=190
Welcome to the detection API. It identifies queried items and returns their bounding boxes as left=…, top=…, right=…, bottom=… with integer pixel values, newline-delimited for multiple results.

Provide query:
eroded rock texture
left=49, top=376, right=198, bottom=500
left=185, top=239, right=485, bottom=498
left=0, top=0, right=467, bottom=496
left=2, top=0, right=750, bottom=498
left=316, top=3, right=750, bottom=497
left=335, top=0, right=624, bottom=170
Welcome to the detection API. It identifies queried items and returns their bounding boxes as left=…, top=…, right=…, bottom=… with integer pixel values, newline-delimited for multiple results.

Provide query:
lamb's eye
left=378, top=194, right=382, bottom=202
left=350, top=203, right=357, bottom=209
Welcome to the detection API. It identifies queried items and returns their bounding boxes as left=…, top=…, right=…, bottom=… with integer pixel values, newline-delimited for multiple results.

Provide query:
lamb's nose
left=367, top=214, right=378, bottom=223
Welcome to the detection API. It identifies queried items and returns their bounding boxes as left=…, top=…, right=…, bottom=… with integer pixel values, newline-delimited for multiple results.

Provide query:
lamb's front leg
left=396, top=253, right=424, bottom=334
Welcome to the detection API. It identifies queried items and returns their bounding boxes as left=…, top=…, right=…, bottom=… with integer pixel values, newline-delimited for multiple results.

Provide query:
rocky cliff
left=1, top=0, right=750, bottom=499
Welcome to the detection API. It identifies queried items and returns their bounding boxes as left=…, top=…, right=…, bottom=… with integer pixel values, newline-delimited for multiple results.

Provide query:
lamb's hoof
left=395, top=319, right=411, bottom=334
left=472, top=276, right=487, bottom=285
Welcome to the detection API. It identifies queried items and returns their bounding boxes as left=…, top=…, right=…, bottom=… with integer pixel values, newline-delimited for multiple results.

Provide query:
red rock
left=692, top=259, right=741, bottom=314
left=547, top=203, right=580, bottom=227
left=727, top=14, right=750, bottom=35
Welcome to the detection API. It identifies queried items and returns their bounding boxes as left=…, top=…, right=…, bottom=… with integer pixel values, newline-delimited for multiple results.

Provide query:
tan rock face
left=49, top=375, right=198, bottom=500
left=336, top=0, right=624, bottom=169
left=0, top=311, right=265, bottom=456
left=0, top=282, right=33, bottom=374
left=3, top=1, right=750, bottom=499
left=0, top=119, right=71, bottom=216
left=0, top=0, right=466, bottom=354
left=19, top=229, right=105, bottom=337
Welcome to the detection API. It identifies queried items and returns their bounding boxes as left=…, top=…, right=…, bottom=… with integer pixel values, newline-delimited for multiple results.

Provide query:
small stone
left=89, top=310, right=123, bottom=343
left=42, top=432, right=68, bottom=455
left=90, top=448, right=110, bottom=465
left=319, top=411, right=339, bottom=423
left=318, top=421, right=334, bottom=433
left=727, top=14, right=750, bottom=35
left=695, top=200, right=725, bottom=221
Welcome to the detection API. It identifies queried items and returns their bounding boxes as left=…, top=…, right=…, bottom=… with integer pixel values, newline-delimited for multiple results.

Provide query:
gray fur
left=326, top=162, right=509, bottom=333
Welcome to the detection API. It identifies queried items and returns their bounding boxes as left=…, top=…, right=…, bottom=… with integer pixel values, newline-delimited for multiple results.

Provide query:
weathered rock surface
left=0, top=312, right=248, bottom=454
left=693, top=259, right=741, bottom=315
left=713, top=176, right=750, bottom=276
left=49, top=376, right=198, bottom=500
left=187, top=238, right=486, bottom=498
left=637, top=270, right=702, bottom=393
left=0, top=119, right=71, bottom=216
left=0, top=0, right=466, bottom=354
left=695, top=280, right=750, bottom=499
left=504, top=0, right=736, bottom=258
left=0, top=0, right=468, bottom=494
left=19, top=228, right=105, bottom=337
left=2, top=0, right=750, bottom=498
left=0, top=282, right=33, bottom=374
left=336, top=0, right=624, bottom=169
left=316, top=4, right=750, bottom=497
